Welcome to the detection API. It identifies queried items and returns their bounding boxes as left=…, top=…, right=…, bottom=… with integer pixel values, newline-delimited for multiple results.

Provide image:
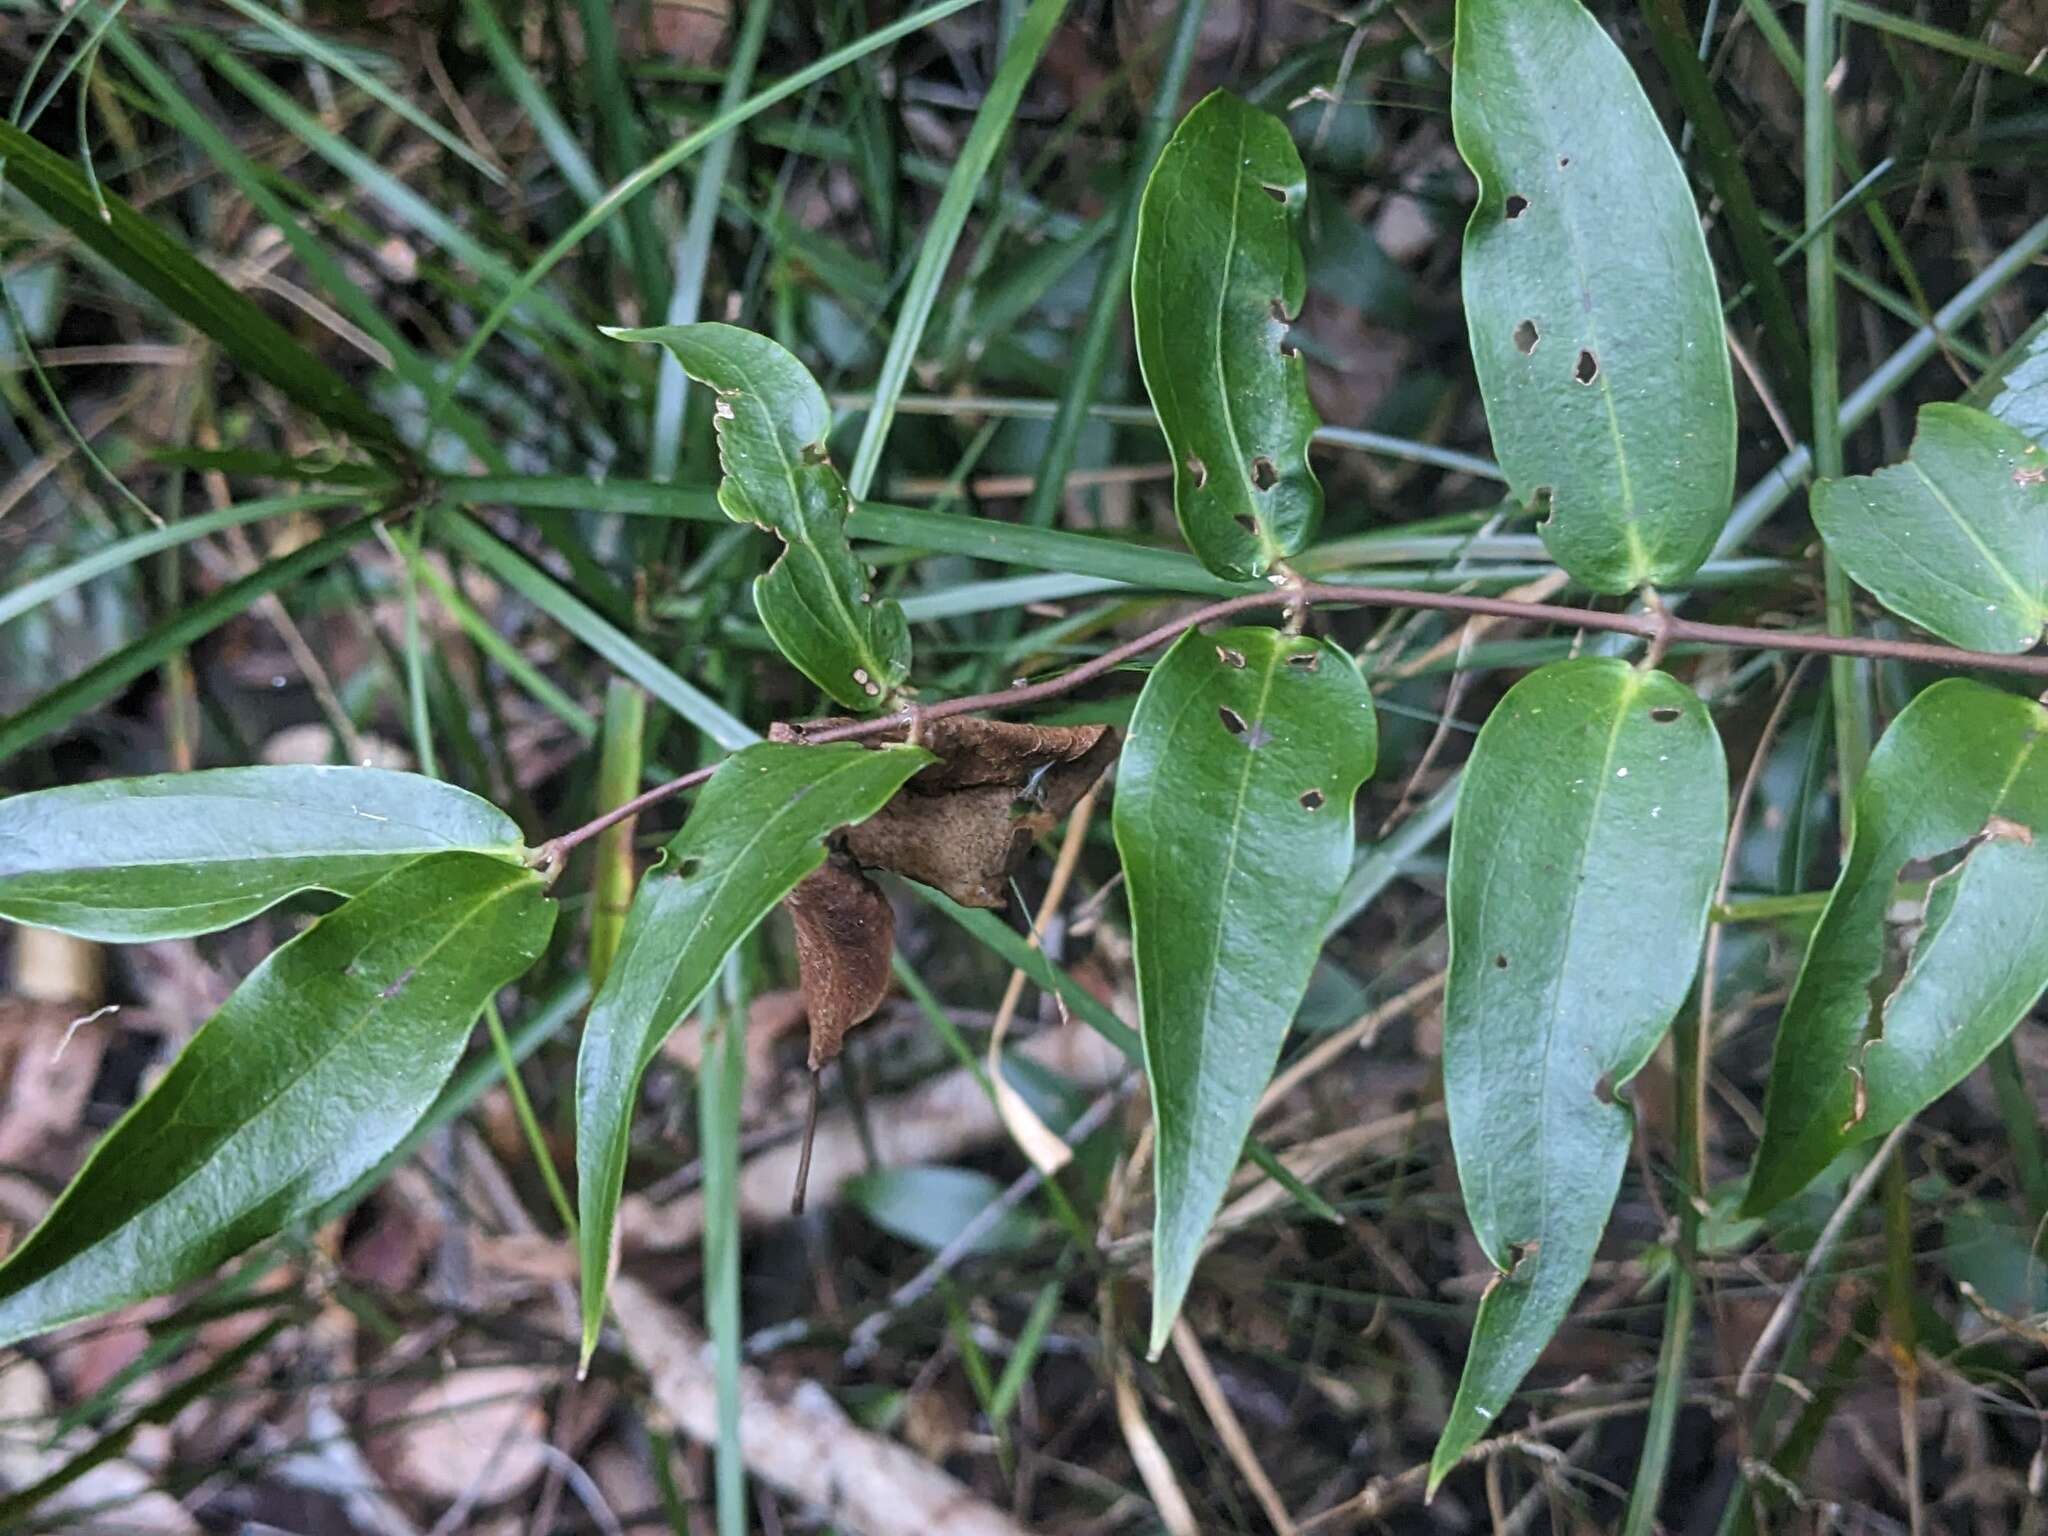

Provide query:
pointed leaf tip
left=1114, top=626, right=1377, bottom=1349
left=1435, top=659, right=1724, bottom=1465
left=574, top=742, right=931, bottom=1356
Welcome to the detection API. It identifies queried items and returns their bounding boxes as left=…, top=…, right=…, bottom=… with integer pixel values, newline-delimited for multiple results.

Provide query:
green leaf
left=1432, top=658, right=1725, bottom=1488
left=845, top=1165, right=1038, bottom=1255
left=1451, top=0, right=1736, bottom=593
left=1112, top=625, right=1377, bottom=1356
left=0, top=766, right=526, bottom=941
left=1986, top=317, right=2048, bottom=448
left=575, top=740, right=931, bottom=1361
left=0, top=120, right=401, bottom=456
left=1133, top=92, right=1323, bottom=581
left=603, top=324, right=911, bottom=712
left=1812, top=403, right=2048, bottom=654
left=1745, top=680, right=2048, bottom=1216
left=0, top=853, right=555, bottom=1347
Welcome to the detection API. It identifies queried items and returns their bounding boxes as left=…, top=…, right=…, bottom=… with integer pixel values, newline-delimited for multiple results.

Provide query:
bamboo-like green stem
left=1806, top=0, right=1871, bottom=808
left=589, top=680, right=647, bottom=992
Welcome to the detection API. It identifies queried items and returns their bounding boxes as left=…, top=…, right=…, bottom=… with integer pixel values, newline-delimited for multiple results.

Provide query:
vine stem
left=531, top=580, right=2048, bottom=868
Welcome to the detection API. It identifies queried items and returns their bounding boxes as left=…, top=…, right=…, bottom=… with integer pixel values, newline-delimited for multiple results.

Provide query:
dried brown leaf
left=774, top=717, right=1119, bottom=907
left=784, top=853, right=895, bottom=1070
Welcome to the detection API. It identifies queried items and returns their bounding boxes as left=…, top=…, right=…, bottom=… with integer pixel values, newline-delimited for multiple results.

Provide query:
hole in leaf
left=1558, top=155, right=1572, bottom=168
left=1269, top=297, right=1300, bottom=358
left=1649, top=705, right=1682, bottom=723
left=674, top=857, right=702, bottom=878
left=1300, top=788, right=1325, bottom=811
left=1493, top=953, right=1509, bottom=970
left=1251, top=456, right=1279, bottom=491
left=1531, top=486, right=1555, bottom=526
left=1219, top=706, right=1274, bottom=749
left=1504, top=193, right=1529, bottom=219
left=1235, top=514, right=1259, bottom=535
left=1261, top=182, right=1290, bottom=204
left=800, top=441, right=830, bottom=466
left=1575, top=349, right=1600, bottom=385
left=1217, top=645, right=1248, bottom=669
left=1185, top=453, right=1208, bottom=489
left=1286, top=650, right=1319, bottom=671
left=1513, top=319, right=1539, bottom=355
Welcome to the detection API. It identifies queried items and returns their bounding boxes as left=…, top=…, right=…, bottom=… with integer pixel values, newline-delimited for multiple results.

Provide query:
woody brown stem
left=531, top=582, right=2048, bottom=865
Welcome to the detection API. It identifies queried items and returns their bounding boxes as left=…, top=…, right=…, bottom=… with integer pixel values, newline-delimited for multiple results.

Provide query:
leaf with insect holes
left=1113, top=626, right=1376, bottom=1356
left=1431, top=658, right=1724, bottom=1489
left=0, top=853, right=554, bottom=1348
left=1745, top=680, right=2048, bottom=1216
left=604, top=323, right=909, bottom=712
left=574, top=740, right=931, bottom=1364
left=1133, top=91, right=1322, bottom=582
left=0, top=121, right=402, bottom=455
left=0, top=766, right=527, bottom=942
left=1452, top=0, right=1736, bottom=593
left=1812, top=404, right=2048, bottom=654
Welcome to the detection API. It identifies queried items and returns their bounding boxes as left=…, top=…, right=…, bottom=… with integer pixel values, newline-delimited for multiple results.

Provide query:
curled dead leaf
left=773, top=717, right=1119, bottom=907
left=784, top=853, right=895, bottom=1071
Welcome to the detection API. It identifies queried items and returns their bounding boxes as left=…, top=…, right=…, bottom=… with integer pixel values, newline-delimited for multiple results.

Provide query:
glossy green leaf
left=0, top=766, right=526, bottom=941
left=0, top=120, right=401, bottom=455
left=575, top=741, right=931, bottom=1361
left=1745, top=680, right=2048, bottom=1215
left=0, top=853, right=555, bottom=1347
left=1132, top=91, right=1323, bottom=581
left=1451, top=0, right=1736, bottom=593
left=1812, top=403, right=2048, bottom=653
left=1432, top=658, right=1725, bottom=1487
left=604, top=324, right=911, bottom=712
left=1113, top=625, right=1377, bottom=1355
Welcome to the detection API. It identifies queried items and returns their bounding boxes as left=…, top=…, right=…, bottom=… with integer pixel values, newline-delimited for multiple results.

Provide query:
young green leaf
left=1112, top=625, right=1377, bottom=1356
left=1745, top=680, right=2048, bottom=1215
left=575, top=740, right=932, bottom=1362
left=0, top=853, right=554, bottom=1347
left=603, top=324, right=911, bottom=712
left=1812, top=404, right=2048, bottom=654
left=0, top=766, right=526, bottom=942
left=1451, top=0, right=1736, bottom=593
left=0, top=120, right=401, bottom=457
left=1132, top=91, right=1323, bottom=581
left=1432, top=658, right=1725, bottom=1488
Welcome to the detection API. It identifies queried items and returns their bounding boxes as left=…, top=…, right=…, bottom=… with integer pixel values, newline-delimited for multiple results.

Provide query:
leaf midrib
left=4, top=866, right=533, bottom=1306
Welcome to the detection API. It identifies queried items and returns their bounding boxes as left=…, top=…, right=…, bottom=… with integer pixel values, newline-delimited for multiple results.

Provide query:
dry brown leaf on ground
left=366, top=1363, right=551, bottom=1508
left=609, top=1274, right=1038, bottom=1536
